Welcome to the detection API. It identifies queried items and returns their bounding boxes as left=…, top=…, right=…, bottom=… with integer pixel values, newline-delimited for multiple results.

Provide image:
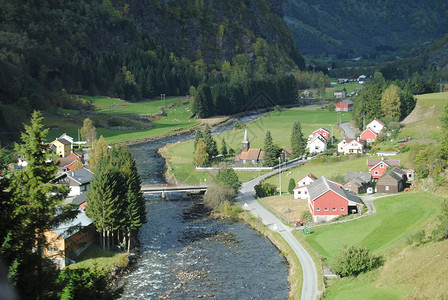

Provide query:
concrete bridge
left=140, top=184, right=207, bottom=198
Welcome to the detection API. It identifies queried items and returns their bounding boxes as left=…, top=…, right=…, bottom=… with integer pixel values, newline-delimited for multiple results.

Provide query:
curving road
left=237, top=160, right=318, bottom=300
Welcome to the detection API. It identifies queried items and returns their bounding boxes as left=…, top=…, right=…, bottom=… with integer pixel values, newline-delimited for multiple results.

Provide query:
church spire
left=242, top=128, right=250, bottom=152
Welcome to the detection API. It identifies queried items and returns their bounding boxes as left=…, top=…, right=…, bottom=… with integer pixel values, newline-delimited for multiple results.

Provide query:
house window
left=47, top=248, right=52, bottom=252
left=341, top=208, right=345, bottom=211
left=302, top=182, right=306, bottom=185
left=316, top=208, right=320, bottom=211
left=332, top=208, right=337, bottom=211
left=324, top=208, right=329, bottom=211
left=380, top=164, right=384, bottom=168
left=298, top=191, right=301, bottom=194
left=305, top=191, right=307, bottom=194
left=54, top=248, right=58, bottom=252
left=374, top=171, right=379, bottom=175
left=385, top=186, right=389, bottom=191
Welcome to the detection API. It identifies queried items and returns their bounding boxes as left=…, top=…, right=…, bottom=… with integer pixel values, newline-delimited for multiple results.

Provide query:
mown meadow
left=45, top=96, right=199, bottom=144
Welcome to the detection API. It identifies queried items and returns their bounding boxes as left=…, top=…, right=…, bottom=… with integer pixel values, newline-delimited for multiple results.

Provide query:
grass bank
left=302, top=191, right=444, bottom=298
left=67, top=244, right=130, bottom=273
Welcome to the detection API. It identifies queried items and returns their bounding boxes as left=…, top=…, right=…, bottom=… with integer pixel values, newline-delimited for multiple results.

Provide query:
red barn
left=367, top=158, right=400, bottom=180
left=307, top=177, right=363, bottom=222
left=335, top=99, right=354, bottom=111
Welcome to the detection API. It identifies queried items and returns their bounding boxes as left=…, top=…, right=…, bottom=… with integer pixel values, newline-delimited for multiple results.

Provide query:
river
left=121, top=114, right=289, bottom=299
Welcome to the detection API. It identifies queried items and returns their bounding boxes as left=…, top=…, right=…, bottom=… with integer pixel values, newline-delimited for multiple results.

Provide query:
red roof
left=239, top=148, right=264, bottom=161
left=368, top=158, right=400, bottom=169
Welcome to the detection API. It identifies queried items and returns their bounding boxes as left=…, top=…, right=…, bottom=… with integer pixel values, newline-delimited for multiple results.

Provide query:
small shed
left=376, top=167, right=407, bottom=193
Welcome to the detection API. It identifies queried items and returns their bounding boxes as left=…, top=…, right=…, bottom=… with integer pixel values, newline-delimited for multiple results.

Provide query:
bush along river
left=120, top=115, right=289, bottom=299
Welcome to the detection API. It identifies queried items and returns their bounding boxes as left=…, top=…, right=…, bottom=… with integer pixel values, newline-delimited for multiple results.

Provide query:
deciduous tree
left=81, top=118, right=97, bottom=146
left=193, top=138, right=209, bottom=167
left=381, top=84, right=401, bottom=118
left=89, top=135, right=109, bottom=172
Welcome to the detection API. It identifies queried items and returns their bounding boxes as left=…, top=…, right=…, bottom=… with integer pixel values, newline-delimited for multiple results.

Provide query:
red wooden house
left=367, top=158, right=400, bottom=180
left=307, top=177, right=363, bottom=222
left=335, top=99, right=354, bottom=111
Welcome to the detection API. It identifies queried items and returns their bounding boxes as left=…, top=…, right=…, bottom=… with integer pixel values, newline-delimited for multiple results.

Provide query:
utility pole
left=160, top=94, right=166, bottom=108
left=279, top=157, right=282, bottom=196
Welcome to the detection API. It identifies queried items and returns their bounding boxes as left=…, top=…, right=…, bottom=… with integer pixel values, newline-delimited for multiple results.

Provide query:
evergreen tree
left=192, top=84, right=214, bottom=118
left=203, top=124, right=218, bottom=158
left=290, top=121, right=306, bottom=159
left=193, top=138, right=209, bottom=167
left=3, top=111, right=76, bottom=299
left=215, top=167, right=241, bottom=193
left=57, top=267, right=123, bottom=300
left=109, top=145, right=146, bottom=252
left=263, top=131, right=278, bottom=167
left=288, top=178, right=296, bottom=194
left=220, top=138, right=228, bottom=156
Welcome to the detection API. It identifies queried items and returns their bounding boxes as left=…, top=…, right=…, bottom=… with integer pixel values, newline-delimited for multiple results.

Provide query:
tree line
left=191, top=75, right=298, bottom=118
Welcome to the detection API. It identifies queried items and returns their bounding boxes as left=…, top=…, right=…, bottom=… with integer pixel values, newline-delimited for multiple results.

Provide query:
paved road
left=340, top=121, right=356, bottom=139
left=237, top=160, right=318, bottom=300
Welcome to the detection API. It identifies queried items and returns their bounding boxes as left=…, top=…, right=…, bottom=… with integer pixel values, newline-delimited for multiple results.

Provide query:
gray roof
left=57, top=138, right=71, bottom=145
left=343, top=99, right=354, bottom=105
left=308, top=176, right=363, bottom=205
left=345, top=172, right=372, bottom=183
left=71, top=193, right=87, bottom=206
left=66, top=168, right=93, bottom=185
left=51, top=210, right=93, bottom=239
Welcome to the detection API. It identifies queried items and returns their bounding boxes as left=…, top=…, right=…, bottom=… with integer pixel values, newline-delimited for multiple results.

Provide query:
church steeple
left=242, top=128, right=250, bottom=152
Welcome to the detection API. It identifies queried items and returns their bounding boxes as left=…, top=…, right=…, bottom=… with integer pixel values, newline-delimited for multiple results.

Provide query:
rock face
left=126, top=0, right=297, bottom=63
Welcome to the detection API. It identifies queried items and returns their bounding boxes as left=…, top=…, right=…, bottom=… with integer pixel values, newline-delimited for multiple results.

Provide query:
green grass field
left=84, top=96, right=188, bottom=115
left=305, top=191, right=443, bottom=299
left=399, top=92, right=448, bottom=141
left=45, top=103, right=198, bottom=144
left=305, top=192, right=440, bottom=260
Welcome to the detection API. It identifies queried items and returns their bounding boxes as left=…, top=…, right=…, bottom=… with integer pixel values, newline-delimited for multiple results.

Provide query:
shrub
left=300, top=210, right=313, bottom=224
left=331, top=245, right=383, bottom=277
left=405, top=230, right=426, bottom=246
left=203, top=184, right=236, bottom=209
left=288, top=178, right=296, bottom=194
left=254, top=182, right=277, bottom=198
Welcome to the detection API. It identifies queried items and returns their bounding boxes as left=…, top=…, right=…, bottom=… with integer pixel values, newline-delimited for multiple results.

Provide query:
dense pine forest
left=283, top=0, right=448, bottom=60
left=0, top=0, right=307, bottom=143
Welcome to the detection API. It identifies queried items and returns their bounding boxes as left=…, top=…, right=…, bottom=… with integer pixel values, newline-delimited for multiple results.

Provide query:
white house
left=56, top=168, right=94, bottom=197
left=293, top=173, right=318, bottom=199
left=366, top=118, right=385, bottom=134
left=337, top=138, right=366, bottom=155
left=307, top=133, right=327, bottom=154
left=334, top=90, right=346, bottom=98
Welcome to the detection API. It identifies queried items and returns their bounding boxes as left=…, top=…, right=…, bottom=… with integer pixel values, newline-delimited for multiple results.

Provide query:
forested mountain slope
left=0, top=0, right=304, bottom=144
left=283, top=0, right=448, bottom=60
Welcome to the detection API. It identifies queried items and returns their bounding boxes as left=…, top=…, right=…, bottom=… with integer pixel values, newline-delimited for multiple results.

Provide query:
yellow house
left=51, top=138, right=72, bottom=157
left=44, top=210, right=95, bottom=268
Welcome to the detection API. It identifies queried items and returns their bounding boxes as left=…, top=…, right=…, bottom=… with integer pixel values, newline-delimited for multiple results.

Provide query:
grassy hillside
left=399, top=92, right=448, bottom=141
